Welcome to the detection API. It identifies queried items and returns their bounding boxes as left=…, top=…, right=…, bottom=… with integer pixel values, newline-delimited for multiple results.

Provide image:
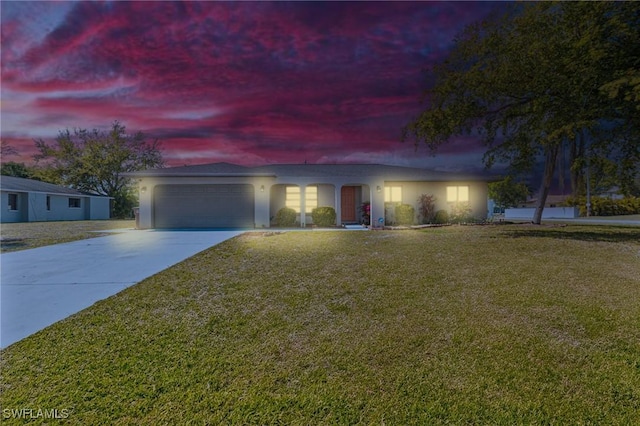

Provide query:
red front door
left=341, top=186, right=357, bottom=222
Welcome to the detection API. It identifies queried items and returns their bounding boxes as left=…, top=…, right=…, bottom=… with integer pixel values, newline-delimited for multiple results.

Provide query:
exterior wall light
left=140, top=186, right=147, bottom=194
left=260, top=185, right=265, bottom=192
left=376, top=186, right=381, bottom=193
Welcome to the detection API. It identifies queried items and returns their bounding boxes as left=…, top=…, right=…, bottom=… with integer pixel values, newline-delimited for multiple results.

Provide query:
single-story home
left=127, top=162, right=492, bottom=229
left=0, top=175, right=112, bottom=223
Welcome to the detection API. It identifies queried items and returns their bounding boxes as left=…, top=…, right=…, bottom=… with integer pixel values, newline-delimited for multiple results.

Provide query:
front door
left=341, top=186, right=357, bottom=222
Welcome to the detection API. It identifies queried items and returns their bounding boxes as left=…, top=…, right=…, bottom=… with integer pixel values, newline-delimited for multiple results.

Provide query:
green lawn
left=1, top=225, right=639, bottom=424
left=0, top=220, right=135, bottom=252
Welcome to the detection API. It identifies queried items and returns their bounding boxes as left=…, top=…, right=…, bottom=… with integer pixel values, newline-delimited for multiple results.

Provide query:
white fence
left=504, top=207, right=579, bottom=220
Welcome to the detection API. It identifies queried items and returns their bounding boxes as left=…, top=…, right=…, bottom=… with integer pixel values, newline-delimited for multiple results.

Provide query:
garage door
left=154, top=184, right=255, bottom=228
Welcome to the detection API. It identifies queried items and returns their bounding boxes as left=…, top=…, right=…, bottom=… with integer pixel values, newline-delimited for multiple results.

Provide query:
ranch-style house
left=128, top=162, right=491, bottom=229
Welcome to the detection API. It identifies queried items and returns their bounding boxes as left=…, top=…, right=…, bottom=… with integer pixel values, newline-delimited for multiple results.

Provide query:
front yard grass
left=0, top=220, right=135, bottom=252
left=1, top=225, right=639, bottom=424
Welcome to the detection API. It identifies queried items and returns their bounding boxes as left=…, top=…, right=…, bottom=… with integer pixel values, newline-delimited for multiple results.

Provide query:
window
left=305, top=186, right=317, bottom=213
left=285, top=186, right=318, bottom=213
left=46, top=196, right=51, bottom=211
left=68, top=197, right=81, bottom=208
left=384, top=186, right=402, bottom=203
left=446, top=186, right=469, bottom=203
left=8, top=193, right=18, bottom=211
left=285, top=186, right=300, bottom=212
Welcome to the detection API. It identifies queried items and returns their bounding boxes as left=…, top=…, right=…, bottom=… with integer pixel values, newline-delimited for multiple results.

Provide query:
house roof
left=128, top=162, right=275, bottom=177
left=0, top=175, right=98, bottom=197
left=127, top=162, right=495, bottom=182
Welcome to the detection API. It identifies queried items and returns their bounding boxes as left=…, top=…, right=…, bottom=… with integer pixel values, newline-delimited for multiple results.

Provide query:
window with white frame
left=384, top=186, right=402, bottom=203
left=286, top=186, right=318, bottom=213
left=8, top=193, right=18, bottom=211
left=446, top=186, right=469, bottom=203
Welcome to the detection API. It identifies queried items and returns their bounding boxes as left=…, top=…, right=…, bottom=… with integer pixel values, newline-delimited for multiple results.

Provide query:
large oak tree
left=405, top=2, right=639, bottom=223
left=34, top=121, right=164, bottom=218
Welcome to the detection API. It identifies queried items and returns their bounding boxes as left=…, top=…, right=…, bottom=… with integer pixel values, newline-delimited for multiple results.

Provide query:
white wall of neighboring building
left=505, top=207, right=579, bottom=220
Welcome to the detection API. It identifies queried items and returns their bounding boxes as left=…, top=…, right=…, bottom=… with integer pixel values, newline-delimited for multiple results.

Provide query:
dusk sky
left=1, top=1, right=508, bottom=171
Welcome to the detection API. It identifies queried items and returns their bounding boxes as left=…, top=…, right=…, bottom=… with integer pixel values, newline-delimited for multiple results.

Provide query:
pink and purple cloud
left=1, top=1, right=506, bottom=170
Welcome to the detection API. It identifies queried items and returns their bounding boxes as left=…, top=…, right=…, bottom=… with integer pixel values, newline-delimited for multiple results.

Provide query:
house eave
left=124, top=162, right=496, bottom=182
left=124, top=172, right=277, bottom=178
left=0, top=188, right=112, bottom=198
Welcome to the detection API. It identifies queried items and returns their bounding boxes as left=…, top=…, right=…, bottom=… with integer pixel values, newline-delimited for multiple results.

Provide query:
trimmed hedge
left=434, top=209, right=450, bottom=224
left=275, top=207, right=297, bottom=227
left=562, top=196, right=640, bottom=217
left=395, top=204, right=415, bottom=226
left=311, top=206, right=337, bottom=227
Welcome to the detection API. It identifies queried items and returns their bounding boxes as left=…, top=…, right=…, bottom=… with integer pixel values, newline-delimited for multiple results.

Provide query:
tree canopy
left=404, top=2, right=640, bottom=223
left=34, top=121, right=164, bottom=218
left=1, top=141, right=18, bottom=158
left=1, top=162, right=32, bottom=179
left=488, top=176, right=529, bottom=211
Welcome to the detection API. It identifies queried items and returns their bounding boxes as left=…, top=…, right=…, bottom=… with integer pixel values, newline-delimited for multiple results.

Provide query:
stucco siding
left=131, top=164, right=490, bottom=229
left=27, top=193, right=48, bottom=221
left=269, top=185, right=286, bottom=223
left=86, top=197, right=111, bottom=220
left=316, top=184, right=335, bottom=210
left=47, top=195, right=76, bottom=221
left=70, top=197, right=85, bottom=221
left=384, top=181, right=489, bottom=224
left=1, top=191, right=26, bottom=222
left=0, top=190, right=110, bottom=223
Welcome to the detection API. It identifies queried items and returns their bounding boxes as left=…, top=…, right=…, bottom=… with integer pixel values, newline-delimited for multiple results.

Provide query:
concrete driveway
left=0, top=229, right=243, bottom=348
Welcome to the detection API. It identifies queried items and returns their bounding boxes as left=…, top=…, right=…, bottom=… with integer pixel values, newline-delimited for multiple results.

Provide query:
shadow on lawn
left=501, top=227, right=640, bottom=243
left=0, top=238, right=27, bottom=252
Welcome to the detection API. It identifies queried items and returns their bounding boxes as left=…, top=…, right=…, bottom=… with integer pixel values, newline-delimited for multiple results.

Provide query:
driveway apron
left=0, top=230, right=243, bottom=348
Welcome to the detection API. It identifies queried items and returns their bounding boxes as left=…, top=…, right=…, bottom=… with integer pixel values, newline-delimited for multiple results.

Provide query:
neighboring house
left=127, top=162, right=492, bottom=229
left=0, top=175, right=111, bottom=223
left=521, top=194, right=572, bottom=208
left=501, top=194, right=579, bottom=221
left=595, top=186, right=624, bottom=200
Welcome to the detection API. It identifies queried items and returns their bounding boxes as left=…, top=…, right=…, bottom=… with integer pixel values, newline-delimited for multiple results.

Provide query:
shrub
left=360, top=202, right=371, bottom=225
left=450, top=202, right=473, bottom=223
left=275, top=207, right=297, bottom=227
left=434, top=209, right=450, bottom=224
left=311, top=206, right=337, bottom=227
left=562, top=196, right=640, bottom=216
left=395, top=204, right=415, bottom=225
left=417, top=194, right=437, bottom=223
